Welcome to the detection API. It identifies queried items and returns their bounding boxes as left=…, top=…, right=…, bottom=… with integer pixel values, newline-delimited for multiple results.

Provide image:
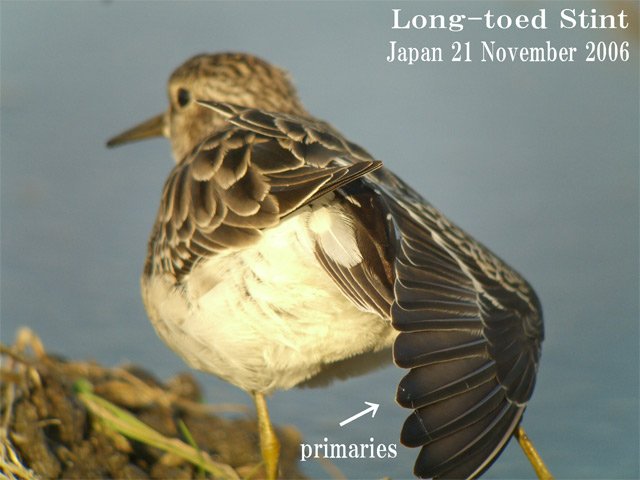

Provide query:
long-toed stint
left=107, top=53, right=547, bottom=479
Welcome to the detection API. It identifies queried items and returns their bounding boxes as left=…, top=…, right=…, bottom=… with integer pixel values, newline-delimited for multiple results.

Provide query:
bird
left=107, top=52, right=544, bottom=479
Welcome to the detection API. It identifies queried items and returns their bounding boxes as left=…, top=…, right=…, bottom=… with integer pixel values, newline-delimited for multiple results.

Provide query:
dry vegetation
left=0, top=328, right=307, bottom=479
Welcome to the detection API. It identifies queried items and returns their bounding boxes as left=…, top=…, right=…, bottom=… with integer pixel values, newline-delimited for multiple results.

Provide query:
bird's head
left=107, top=52, right=308, bottom=161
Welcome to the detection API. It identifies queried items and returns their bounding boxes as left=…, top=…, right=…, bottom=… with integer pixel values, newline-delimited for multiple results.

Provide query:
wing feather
left=144, top=103, right=381, bottom=282
left=307, top=167, right=543, bottom=479
left=369, top=170, right=543, bottom=479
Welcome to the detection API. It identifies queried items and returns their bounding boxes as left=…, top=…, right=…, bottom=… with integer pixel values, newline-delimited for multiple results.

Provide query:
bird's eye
left=177, top=88, right=191, bottom=108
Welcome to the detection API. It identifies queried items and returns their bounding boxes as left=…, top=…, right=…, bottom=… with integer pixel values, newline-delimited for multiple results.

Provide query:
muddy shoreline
left=0, top=328, right=307, bottom=479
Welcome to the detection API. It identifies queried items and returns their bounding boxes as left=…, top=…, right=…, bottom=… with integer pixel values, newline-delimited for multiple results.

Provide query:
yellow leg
left=514, top=425, right=554, bottom=480
left=253, top=392, right=280, bottom=480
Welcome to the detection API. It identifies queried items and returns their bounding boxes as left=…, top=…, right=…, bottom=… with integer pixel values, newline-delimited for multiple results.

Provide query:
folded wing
left=145, top=102, right=381, bottom=281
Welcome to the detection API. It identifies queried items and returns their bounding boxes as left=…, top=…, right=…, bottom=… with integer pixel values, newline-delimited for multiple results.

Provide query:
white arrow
left=339, top=402, right=379, bottom=427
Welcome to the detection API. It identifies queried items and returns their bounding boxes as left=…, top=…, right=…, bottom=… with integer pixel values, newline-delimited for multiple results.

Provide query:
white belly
left=141, top=207, right=397, bottom=393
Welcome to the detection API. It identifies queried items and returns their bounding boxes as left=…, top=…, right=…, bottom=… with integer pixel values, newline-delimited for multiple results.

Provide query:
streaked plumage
left=107, top=53, right=543, bottom=479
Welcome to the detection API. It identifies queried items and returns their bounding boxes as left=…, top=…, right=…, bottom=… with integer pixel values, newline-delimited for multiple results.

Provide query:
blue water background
left=2, top=2, right=638, bottom=479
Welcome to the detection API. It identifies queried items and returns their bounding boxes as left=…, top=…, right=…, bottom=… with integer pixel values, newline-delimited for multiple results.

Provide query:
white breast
left=141, top=202, right=397, bottom=393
